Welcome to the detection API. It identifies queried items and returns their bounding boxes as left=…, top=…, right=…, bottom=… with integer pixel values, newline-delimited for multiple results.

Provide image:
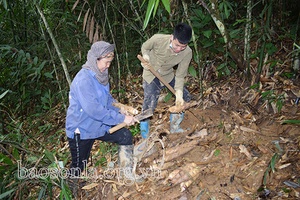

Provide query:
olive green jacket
left=141, top=34, right=192, bottom=92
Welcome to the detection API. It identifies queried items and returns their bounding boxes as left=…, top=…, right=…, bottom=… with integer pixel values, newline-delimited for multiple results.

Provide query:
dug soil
left=72, top=74, right=300, bottom=200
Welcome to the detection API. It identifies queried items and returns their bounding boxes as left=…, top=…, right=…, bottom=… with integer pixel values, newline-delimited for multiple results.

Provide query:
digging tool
left=109, top=109, right=153, bottom=134
left=112, top=102, right=139, bottom=115
left=137, top=54, right=176, bottom=95
left=138, top=54, right=198, bottom=113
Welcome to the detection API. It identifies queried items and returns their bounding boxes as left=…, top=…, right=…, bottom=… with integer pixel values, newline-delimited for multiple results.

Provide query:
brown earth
left=70, top=73, right=300, bottom=200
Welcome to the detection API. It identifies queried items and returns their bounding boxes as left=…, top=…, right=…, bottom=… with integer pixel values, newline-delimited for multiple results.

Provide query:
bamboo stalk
left=182, top=1, right=203, bottom=98
left=35, top=3, right=72, bottom=86
left=38, top=21, right=67, bottom=111
left=104, top=0, right=121, bottom=97
left=244, top=0, right=252, bottom=75
left=122, top=17, right=131, bottom=75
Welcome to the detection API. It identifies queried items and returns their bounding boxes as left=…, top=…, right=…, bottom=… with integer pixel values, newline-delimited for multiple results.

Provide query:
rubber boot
left=170, top=113, right=185, bottom=133
left=118, top=145, right=143, bottom=184
left=140, top=120, right=149, bottom=139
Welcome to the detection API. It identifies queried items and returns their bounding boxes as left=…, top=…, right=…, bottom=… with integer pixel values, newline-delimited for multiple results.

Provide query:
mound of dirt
left=72, top=75, right=300, bottom=200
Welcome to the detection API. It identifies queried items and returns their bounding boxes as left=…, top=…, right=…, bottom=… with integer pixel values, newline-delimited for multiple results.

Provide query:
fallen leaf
left=82, top=182, right=99, bottom=190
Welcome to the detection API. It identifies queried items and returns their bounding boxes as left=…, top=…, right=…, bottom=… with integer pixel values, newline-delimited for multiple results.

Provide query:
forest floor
left=63, top=69, right=300, bottom=200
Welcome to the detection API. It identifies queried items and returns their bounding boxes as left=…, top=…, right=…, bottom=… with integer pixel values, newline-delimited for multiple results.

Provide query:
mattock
left=137, top=54, right=199, bottom=113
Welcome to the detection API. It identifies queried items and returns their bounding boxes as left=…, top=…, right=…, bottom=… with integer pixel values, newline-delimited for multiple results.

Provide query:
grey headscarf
left=82, top=41, right=115, bottom=85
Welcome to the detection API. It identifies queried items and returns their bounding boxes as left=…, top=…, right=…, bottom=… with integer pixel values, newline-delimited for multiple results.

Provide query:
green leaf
left=1, top=0, right=8, bottom=10
left=27, top=156, right=39, bottom=163
left=202, top=40, right=214, bottom=48
left=33, top=56, right=38, bottom=65
left=281, top=120, right=300, bottom=125
left=224, top=3, right=229, bottom=18
left=44, top=149, right=55, bottom=163
left=270, top=153, right=278, bottom=173
left=143, top=0, right=155, bottom=30
left=265, top=43, right=277, bottom=55
left=60, top=180, right=72, bottom=200
left=161, top=0, right=170, bottom=13
left=38, top=186, right=46, bottom=200
left=262, top=168, right=269, bottom=186
left=12, top=148, right=20, bottom=160
left=164, top=92, right=172, bottom=102
left=153, top=0, right=160, bottom=20
left=217, top=63, right=226, bottom=70
left=0, top=90, right=9, bottom=100
left=188, top=66, right=197, bottom=78
left=0, top=189, right=15, bottom=199
left=44, top=72, right=53, bottom=79
left=250, top=83, right=260, bottom=89
left=214, top=149, right=221, bottom=156
left=0, top=153, right=13, bottom=165
left=202, top=30, right=212, bottom=38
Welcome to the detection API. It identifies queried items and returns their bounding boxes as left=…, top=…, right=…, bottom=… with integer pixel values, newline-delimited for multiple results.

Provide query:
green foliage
left=0, top=45, right=60, bottom=115
left=0, top=135, right=71, bottom=199
left=250, top=83, right=284, bottom=112
left=0, top=90, right=9, bottom=100
left=214, top=149, right=221, bottom=156
left=163, top=91, right=173, bottom=103
left=265, top=42, right=278, bottom=55
left=143, top=0, right=170, bottom=30
left=217, top=63, right=231, bottom=77
left=218, top=0, right=235, bottom=20
left=130, top=124, right=141, bottom=137
left=188, top=65, right=197, bottom=78
left=262, top=153, right=280, bottom=186
left=94, top=142, right=118, bottom=167
left=0, top=0, right=8, bottom=10
left=281, top=120, right=300, bottom=125
left=261, top=90, right=284, bottom=113
left=41, top=89, right=55, bottom=110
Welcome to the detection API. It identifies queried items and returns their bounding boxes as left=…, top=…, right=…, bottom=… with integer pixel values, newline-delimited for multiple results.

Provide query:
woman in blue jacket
left=66, top=41, right=136, bottom=183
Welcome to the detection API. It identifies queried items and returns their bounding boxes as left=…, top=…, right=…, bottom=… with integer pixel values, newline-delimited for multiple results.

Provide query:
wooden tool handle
left=112, top=102, right=139, bottom=115
left=137, top=54, right=176, bottom=95
left=109, top=122, right=127, bottom=134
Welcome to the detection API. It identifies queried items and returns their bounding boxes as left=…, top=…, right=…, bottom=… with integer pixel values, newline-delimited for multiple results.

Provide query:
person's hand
left=141, top=54, right=150, bottom=70
left=143, top=54, right=150, bottom=62
left=175, top=90, right=184, bottom=106
left=141, top=62, right=150, bottom=70
left=119, top=107, right=129, bottom=115
left=124, top=115, right=137, bottom=126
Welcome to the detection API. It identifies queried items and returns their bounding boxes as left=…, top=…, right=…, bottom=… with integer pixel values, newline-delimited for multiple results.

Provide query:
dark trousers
left=67, top=128, right=132, bottom=177
left=142, top=77, right=191, bottom=112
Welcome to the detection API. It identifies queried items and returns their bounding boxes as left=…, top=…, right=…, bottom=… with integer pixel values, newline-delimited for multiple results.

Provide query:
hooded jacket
left=66, top=41, right=124, bottom=139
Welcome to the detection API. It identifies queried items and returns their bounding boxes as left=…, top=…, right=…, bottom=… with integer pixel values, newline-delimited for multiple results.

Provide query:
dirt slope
left=75, top=75, right=300, bottom=200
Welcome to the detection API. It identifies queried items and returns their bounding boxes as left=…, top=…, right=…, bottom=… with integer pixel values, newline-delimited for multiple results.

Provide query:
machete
left=109, top=109, right=153, bottom=134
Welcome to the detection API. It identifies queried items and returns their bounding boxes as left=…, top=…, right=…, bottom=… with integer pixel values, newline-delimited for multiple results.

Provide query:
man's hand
left=141, top=62, right=150, bottom=70
left=175, top=90, right=184, bottom=106
left=143, top=54, right=150, bottom=62
left=141, top=54, right=150, bottom=70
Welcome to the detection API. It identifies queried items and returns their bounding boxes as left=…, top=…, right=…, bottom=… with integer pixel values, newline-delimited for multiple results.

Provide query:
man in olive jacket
left=140, top=23, right=193, bottom=137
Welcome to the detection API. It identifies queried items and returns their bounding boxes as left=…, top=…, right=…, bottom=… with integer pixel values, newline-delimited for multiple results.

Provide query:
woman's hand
left=123, top=115, right=137, bottom=126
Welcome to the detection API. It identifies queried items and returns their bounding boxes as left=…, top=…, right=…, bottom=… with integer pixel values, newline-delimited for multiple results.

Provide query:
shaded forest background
left=0, top=0, right=299, bottom=199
